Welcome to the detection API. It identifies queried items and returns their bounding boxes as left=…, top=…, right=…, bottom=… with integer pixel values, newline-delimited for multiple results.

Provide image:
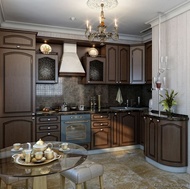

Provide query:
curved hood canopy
left=59, top=43, right=85, bottom=76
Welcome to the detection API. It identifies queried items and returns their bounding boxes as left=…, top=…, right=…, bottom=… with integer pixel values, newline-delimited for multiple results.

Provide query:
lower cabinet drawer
left=36, top=124, right=60, bottom=132
left=36, top=132, right=60, bottom=141
left=91, top=121, right=110, bottom=128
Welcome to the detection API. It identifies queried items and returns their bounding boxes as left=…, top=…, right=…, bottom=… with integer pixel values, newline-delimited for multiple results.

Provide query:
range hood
left=59, top=43, right=85, bottom=76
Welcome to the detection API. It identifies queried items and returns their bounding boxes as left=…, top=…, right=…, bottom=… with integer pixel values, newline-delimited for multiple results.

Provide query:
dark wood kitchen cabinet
left=0, top=29, right=36, bottom=117
left=130, top=45, right=145, bottom=84
left=0, top=29, right=36, bottom=50
left=110, top=111, right=138, bottom=147
left=0, top=116, right=35, bottom=148
left=119, top=111, right=138, bottom=146
left=36, top=115, right=61, bottom=141
left=144, top=115, right=188, bottom=167
left=36, top=54, right=58, bottom=84
left=0, top=29, right=36, bottom=148
left=145, top=41, right=152, bottom=84
left=101, top=45, right=130, bottom=84
left=91, top=113, right=111, bottom=149
left=81, top=56, right=106, bottom=84
left=110, top=112, right=120, bottom=147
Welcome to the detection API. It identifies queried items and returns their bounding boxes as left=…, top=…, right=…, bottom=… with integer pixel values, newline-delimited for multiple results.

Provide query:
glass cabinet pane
left=36, top=54, right=58, bottom=83
left=89, top=60, right=104, bottom=81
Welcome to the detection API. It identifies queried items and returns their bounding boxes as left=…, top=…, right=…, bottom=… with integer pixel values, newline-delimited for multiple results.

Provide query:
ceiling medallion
left=85, top=0, right=119, bottom=45
left=87, top=0, right=118, bottom=10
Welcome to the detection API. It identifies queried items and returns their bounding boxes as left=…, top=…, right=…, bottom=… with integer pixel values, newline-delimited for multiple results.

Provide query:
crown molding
left=1, top=20, right=151, bottom=44
left=146, top=1, right=190, bottom=27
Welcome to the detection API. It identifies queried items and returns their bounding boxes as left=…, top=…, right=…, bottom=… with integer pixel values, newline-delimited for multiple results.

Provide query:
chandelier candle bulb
left=114, top=19, right=117, bottom=27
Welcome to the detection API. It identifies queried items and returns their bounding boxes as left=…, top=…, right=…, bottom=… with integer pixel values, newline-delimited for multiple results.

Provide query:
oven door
left=61, top=120, right=91, bottom=144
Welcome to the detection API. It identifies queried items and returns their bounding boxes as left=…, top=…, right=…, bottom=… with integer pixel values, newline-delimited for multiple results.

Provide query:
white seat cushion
left=61, top=160, right=104, bottom=184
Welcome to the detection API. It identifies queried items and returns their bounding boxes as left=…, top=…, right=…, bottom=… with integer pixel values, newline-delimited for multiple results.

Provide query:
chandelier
left=85, top=0, right=119, bottom=45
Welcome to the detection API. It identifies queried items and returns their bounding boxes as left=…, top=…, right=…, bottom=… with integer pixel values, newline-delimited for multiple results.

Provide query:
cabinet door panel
left=0, top=117, right=35, bottom=148
left=0, top=30, right=36, bottom=49
left=130, top=46, right=145, bottom=84
left=106, top=45, right=118, bottom=83
left=91, top=128, right=111, bottom=149
left=81, top=57, right=106, bottom=84
left=0, top=49, right=35, bottom=117
left=111, top=113, right=119, bottom=147
left=145, top=42, right=152, bottom=84
left=158, top=121, right=187, bottom=166
left=119, top=112, right=137, bottom=146
left=118, top=46, right=130, bottom=84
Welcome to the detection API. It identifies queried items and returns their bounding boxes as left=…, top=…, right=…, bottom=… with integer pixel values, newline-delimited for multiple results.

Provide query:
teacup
left=61, top=143, right=68, bottom=150
left=13, top=143, right=22, bottom=150
left=35, top=151, right=43, bottom=160
left=44, top=148, right=54, bottom=160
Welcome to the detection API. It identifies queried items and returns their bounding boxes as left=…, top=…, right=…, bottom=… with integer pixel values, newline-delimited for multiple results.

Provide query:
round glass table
left=0, top=142, right=87, bottom=189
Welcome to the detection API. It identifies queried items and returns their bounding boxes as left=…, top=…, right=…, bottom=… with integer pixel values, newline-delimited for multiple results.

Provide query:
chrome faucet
left=126, top=99, right=129, bottom=107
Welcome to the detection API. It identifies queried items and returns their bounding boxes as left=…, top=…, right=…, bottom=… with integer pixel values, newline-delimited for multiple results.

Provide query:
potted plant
left=160, top=89, right=178, bottom=117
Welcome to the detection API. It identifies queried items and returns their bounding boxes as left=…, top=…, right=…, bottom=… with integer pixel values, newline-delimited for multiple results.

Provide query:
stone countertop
left=144, top=110, right=189, bottom=121
left=36, top=107, right=149, bottom=116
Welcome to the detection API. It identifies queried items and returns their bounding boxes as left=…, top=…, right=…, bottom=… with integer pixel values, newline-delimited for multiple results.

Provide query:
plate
left=11, top=148, right=23, bottom=152
left=12, top=152, right=61, bottom=166
left=40, top=44, right=52, bottom=54
left=59, top=148, right=70, bottom=152
left=88, top=47, right=98, bottom=57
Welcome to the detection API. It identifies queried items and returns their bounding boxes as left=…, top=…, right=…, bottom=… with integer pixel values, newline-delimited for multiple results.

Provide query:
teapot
left=33, top=139, right=52, bottom=152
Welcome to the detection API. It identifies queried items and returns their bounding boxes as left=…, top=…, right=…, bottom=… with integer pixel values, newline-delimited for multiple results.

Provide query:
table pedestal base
left=33, top=176, right=47, bottom=189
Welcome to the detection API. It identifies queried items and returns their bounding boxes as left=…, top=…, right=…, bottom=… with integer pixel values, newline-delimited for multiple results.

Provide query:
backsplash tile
left=36, top=77, right=151, bottom=110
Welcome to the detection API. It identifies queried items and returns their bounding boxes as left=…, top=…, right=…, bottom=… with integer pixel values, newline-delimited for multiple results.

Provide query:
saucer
left=11, top=148, right=23, bottom=152
left=59, top=148, right=70, bottom=152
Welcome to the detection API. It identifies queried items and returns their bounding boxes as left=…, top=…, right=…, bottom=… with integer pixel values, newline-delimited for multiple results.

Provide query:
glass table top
left=0, top=142, right=87, bottom=177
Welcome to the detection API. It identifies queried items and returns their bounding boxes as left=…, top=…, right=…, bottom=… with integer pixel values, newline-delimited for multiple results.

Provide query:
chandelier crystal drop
left=85, top=2, right=119, bottom=45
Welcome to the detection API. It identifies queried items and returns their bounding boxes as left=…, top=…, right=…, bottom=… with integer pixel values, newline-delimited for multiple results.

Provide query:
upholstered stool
left=0, top=175, right=28, bottom=189
left=60, top=160, right=104, bottom=189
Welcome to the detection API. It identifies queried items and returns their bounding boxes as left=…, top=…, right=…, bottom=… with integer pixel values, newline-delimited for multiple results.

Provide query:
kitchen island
left=144, top=111, right=189, bottom=173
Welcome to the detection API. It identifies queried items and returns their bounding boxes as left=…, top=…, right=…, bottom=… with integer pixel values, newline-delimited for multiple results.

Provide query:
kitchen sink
left=109, top=107, right=135, bottom=111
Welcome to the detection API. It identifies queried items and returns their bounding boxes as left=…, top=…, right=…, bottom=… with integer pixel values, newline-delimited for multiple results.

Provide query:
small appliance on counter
left=61, top=102, right=68, bottom=111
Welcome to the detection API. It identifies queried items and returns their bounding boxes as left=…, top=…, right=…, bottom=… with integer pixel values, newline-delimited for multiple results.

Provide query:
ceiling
left=0, top=0, right=189, bottom=38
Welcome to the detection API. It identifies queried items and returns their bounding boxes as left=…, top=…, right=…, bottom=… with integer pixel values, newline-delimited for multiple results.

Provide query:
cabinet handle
left=48, top=127, right=50, bottom=130
left=16, top=45, right=20, bottom=48
left=32, top=112, right=35, bottom=116
left=100, top=123, right=103, bottom=125
left=128, top=112, right=131, bottom=114
left=100, top=129, right=103, bottom=131
left=100, top=116, right=103, bottom=118
left=32, top=117, right=35, bottom=120
left=157, top=120, right=160, bottom=122
left=48, top=133, right=51, bottom=135
left=114, top=113, right=117, bottom=116
left=48, top=118, right=51, bottom=121
left=150, top=118, right=152, bottom=120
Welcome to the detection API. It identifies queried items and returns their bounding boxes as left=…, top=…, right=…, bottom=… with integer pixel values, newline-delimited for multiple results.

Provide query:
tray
left=12, top=152, right=61, bottom=166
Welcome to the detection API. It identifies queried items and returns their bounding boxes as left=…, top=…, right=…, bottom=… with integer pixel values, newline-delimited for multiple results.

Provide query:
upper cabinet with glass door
left=80, top=56, right=106, bottom=84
